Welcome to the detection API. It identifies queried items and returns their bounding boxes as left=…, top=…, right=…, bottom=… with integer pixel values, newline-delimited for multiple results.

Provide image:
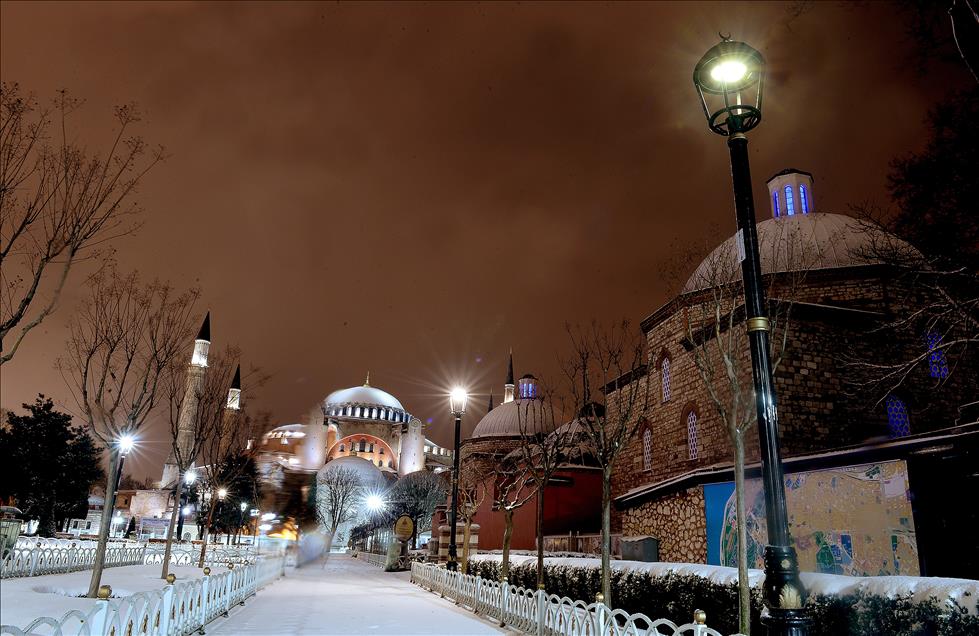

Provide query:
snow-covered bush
left=467, top=557, right=979, bottom=636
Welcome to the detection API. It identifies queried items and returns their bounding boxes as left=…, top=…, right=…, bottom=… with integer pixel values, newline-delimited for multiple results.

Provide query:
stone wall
left=620, top=487, right=706, bottom=563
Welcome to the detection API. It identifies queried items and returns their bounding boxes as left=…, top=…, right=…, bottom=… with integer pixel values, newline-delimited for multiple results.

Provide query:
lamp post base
left=761, top=545, right=809, bottom=636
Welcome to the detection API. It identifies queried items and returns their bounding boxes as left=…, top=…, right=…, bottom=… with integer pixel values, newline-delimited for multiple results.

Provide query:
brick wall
left=620, top=486, right=706, bottom=563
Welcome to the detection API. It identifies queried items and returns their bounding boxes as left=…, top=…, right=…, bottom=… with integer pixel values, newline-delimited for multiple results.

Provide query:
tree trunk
left=197, top=503, right=216, bottom=568
left=535, top=488, right=545, bottom=589
left=734, top=434, right=751, bottom=635
left=502, top=508, right=514, bottom=581
left=160, top=480, right=183, bottom=579
left=86, top=448, right=120, bottom=598
left=461, top=519, right=472, bottom=574
left=600, top=467, right=612, bottom=606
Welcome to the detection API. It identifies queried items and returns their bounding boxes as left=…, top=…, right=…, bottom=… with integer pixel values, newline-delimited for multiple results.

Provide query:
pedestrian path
left=207, top=555, right=509, bottom=635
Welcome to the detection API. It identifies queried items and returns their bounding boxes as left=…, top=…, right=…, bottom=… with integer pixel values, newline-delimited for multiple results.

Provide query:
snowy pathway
left=207, top=555, right=509, bottom=635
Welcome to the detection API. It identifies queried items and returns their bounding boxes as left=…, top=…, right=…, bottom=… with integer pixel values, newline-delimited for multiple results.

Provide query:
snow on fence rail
left=410, top=562, right=743, bottom=636
left=0, top=543, right=146, bottom=579
left=1, top=541, right=273, bottom=579
left=0, top=554, right=285, bottom=636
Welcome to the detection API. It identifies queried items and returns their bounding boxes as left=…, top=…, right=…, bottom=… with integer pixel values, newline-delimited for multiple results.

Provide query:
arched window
left=359, top=439, right=366, bottom=452
left=379, top=447, right=384, bottom=455
left=886, top=396, right=910, bottom=438
left=369, top=443, right=375, bottom=453
left=799, top=185, right=809, bottom=214
left=925, top=330, right=949, bottom=379
left=339, top=443, right=345, bottom=452
left=642, top=427, right=653, bottom=471
left=661, top=357, right=672, bottom=403
left=686, top=411, right=699, bottom=460
left=772, top=190, right=780, bottom=217
left=784, top=185, right=795, bottom=215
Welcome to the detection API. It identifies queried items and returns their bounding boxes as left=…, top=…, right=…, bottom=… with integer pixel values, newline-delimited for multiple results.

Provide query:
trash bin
left=621, top=536, right=659, bottom=562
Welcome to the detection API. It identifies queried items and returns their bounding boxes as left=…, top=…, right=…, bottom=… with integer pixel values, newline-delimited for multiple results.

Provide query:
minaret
left=226, top=365, right=241, bottom=411
left=161, top=312, right=210, bottom=488
left=487, top=391, right=494, bottom=412
left=503, top=349, right=515, bottom=404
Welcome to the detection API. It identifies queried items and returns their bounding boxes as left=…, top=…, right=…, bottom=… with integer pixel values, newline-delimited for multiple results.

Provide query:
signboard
left=394, top=515, right=414, bottom=541
left=138, top=517, right=170, bottom=539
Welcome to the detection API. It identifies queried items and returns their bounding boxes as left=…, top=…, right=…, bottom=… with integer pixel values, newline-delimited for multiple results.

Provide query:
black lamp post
left=176, top=470, right=196, bottom=542
left=446, top=387, right=468, bottom=571
left=114, top=434, right=135, bottom=492
left=693, top=37, right=808, bottom=635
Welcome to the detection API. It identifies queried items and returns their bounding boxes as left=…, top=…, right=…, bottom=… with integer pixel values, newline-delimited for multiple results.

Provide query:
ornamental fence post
left=29, top=542, right=40, bottom=576
left=595, top=592, right=607, bottom=636
left=473, top=575, right=481, bottom=614
left=160, top=575, right=176, bottom=635
left=66, top=543, right=77, bottom=574
left=499, top=578, right=508, bottom=628
left=536, top=586, right=546, bottom=636
left=89, top=585, right=113, bottom=636
left=199, top=571, right=211, bottom=635
left=693, top=609, right=708, bottom=636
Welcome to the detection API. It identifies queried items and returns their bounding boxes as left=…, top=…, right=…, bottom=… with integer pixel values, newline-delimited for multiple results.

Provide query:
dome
left=683, top=213, right=916, bottom=293
left=323, top=381, right=411, bottom=423
left=317, top=455, right=387, bottom=489
left=470, top=399, right=554, bottom=439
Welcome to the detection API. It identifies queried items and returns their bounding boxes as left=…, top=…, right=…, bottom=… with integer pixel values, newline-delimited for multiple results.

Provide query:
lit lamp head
left=693, top=37, right=765, bottom=136
left=184, top=470, right=197, bottom=485
left=181, top=505, right=192, bottom=517
left=449, top=387, right=468, bottom=416
left=118, top=434, right=135, bottom=456
left=217, top=488, right=228, bottom=501
left=240, top=501, right=248, bottom=512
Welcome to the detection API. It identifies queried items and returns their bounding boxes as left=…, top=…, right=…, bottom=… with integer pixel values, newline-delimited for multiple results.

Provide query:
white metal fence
left=1, top=541, right=274, bottom=579
left=0, top=542, right=146, bottom=578
left=410, top=562, right=742, bottom=636
left=0, top=555, right=285, bottom=636
left=357, top=552, right=386, bottom=568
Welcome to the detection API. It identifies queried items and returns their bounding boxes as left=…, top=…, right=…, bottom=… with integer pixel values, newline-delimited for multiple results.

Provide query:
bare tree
left=159, top=346, right=241, bottom=579
left=315, top=466, right=364, bottom=554
left=59, top=266, right=200, bottom=598
left=390, top=471, right=448, bottom=549
left=1, top=83, right=163, bottom=364
left=564, top=320, right=649, bottom=606
left=514, top=384, right=573, bottom=589
left=457, top=463, right=488, bottom=574
left=488, top=455, right=537, bottom=582
left=677, top=229, right=807, bottom=634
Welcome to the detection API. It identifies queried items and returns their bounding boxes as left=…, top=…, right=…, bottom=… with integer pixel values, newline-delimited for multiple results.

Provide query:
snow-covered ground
left=206, top=555, right=509, bottom=635
left=0, top=563, right=210, bottom=630
left=470, top=554, right=979, bottom=612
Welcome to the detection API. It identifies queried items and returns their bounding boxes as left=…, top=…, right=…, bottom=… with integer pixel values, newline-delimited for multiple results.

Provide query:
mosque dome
left=317, top=455, right=387, bottom=489
left=261, top=423, right=306, bottom=452
left=470, top=399, right=553, bottom=439
left=683, top=213, right=916, bottom=293
left=323, top=378, right=411, bottom=423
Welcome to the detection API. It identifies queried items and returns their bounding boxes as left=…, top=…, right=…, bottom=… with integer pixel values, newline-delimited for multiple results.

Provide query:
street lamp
left=446, top=387, right=468, bottom=571
left=365, top=494, right=386, bottom=512
left=176, top=470, right=197, bottom=542
left=115, top=434, right=136, bottom=489
left=693, top=37, right=807, bottom=635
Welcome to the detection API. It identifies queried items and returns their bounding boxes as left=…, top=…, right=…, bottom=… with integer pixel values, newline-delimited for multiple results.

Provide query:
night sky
left=1, top=1, right=970, bottom=480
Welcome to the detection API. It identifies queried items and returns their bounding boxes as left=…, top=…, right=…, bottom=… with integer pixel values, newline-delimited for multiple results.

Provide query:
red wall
left=472, top=467, right=602, bottom=551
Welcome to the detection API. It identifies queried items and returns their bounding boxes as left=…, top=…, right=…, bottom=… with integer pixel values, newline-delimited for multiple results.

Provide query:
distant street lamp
left=693, top=37, right=807, bottom=635
left=446, top=387, right=468, bottom=572
left=115, top=434, right=136, bottom=490
left=176, top=470, right=197, bottom=542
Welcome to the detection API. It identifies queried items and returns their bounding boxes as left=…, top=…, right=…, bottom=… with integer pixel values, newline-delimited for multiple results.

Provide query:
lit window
left=886, top=396, right=911, bottom=438
left=799, top=185, right=809, bottom=214
left=339, top=444, right=345, bottom=452
left=925, top=330, right=949, bottom=379
left=379, top=447, right=384, bottom=455
left=687, top=411, right=699, bottom=460
left=661, top=357, right=671, bottom=403
left=773, top=190, right=780, bottom=217
left=642, top=428, right=652, bottom=471
left=784, top=185, right=795, bottom=215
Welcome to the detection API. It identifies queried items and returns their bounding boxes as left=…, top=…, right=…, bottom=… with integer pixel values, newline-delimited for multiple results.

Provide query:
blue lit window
left=784, top=185, right=795, bottom=215
left=925, top=330, right=949, bottom=379
left=800, top=185, right=809, bottom=214
left=885, top=396, right=910, bottom=438
left=773, top=191, right=780, bottom=217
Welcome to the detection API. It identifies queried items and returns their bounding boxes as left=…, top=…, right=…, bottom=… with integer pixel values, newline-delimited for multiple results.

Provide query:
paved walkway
left=208, top=555, right=509, bottom=635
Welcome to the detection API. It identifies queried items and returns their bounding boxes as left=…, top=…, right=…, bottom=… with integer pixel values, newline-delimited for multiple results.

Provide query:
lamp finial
left=364, top=371, right=370, bottom=386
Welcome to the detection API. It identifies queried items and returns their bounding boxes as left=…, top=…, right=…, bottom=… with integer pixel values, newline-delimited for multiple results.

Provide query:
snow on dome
left=683, top=213, right=916, bottom=293
left=317, top=455, right=387, bottom=489
left=324, top=385, right=405, bottom=411
left=470, top=399, right=553, bottom=439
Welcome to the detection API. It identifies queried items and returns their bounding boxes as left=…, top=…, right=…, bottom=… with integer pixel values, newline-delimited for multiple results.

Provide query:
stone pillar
left=398, top=418, right=426, bottom=476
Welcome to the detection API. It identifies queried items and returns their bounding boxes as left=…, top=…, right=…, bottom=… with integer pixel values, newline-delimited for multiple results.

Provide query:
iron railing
left=0, top=555, right=285, bottom=636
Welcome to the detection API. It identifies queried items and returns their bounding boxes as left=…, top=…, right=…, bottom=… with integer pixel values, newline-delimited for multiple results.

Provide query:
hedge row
left=466, top=559, right=979, bottom=636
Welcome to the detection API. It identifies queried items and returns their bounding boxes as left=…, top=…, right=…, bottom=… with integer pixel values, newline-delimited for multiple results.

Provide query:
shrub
left=465, top=559, right=979, bottom=636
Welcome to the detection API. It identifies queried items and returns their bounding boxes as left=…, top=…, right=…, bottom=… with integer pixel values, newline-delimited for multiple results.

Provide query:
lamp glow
left=365, top=494, right=385, bottom=512
left=217, top=488, right=228, bottom=500
left=182, top=505, right=192, bottom=516
left=184, top=470, right=197, bottom=485
left=710, top=59, right=747, bottom=84
left=119, top=434, right=135, bottom=454
left=261, top=512, right=276, bottom=521
left=449, top=387, right=468, bottom=415
left=240, top=501, right=248, bottom=511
